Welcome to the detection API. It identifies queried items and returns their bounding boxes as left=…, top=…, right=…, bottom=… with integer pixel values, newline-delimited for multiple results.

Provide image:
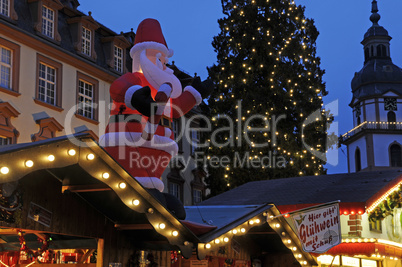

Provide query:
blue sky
left=78, top=0, right=402, bottom=174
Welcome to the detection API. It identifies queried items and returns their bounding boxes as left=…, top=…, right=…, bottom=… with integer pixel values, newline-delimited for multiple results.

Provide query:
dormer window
left=81, top=26, right=91, bottom=56
left=101, top=35, right=130, bottom=73
left=0, top=0, right=17, bottom=20
left=28, top=0, right=62, bottom=42
left=114, top=46, right=123, bottom=72
left=42, top=5, right=54, bottom=38
left=67, top=13, right=100, bottom=61
left=0, top=0, right=9, bottom=17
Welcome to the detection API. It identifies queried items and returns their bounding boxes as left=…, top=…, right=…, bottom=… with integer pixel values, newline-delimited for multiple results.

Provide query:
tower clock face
left=384, top=98, right=397, bottom=111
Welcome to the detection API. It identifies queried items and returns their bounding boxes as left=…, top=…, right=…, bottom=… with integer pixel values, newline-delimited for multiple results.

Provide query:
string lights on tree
left=205, top=0, right=335, bottom=195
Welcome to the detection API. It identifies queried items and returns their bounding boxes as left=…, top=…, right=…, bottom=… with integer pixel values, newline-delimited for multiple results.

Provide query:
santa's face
left=140, top=49, right=182, bottom=98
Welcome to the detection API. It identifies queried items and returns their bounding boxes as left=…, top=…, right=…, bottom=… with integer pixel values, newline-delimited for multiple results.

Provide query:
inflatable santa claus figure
left=100, top=18, right=212, bottom=212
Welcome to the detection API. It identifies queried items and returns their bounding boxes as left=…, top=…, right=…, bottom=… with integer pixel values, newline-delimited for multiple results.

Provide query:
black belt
left=109, top=114, right=172, bottom=129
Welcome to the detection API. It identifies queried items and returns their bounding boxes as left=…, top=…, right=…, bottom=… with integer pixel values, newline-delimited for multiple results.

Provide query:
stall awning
left=321, top=241, right=402, bottom=259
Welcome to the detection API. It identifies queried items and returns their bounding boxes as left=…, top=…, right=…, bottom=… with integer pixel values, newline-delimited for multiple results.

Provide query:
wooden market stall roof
left=0, top=133, right=200, bottom=258
left=199, top=170, right=402, bottom=215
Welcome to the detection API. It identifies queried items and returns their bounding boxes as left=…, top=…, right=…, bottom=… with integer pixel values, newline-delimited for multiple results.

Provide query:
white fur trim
left=164, top=127, right=172, bottom=137
left=135, top=177, right=164, bottom=192
left=125, top=85, right=143, bottom=110
left=159, top=83, right=172, bottom=97
left=184, top=85, right=202, bottom=105
left=144, top=122, right=158, bottom=135
left=99, top=132, right=178, bottom=157
left=130, top=41, right=173, bottom=59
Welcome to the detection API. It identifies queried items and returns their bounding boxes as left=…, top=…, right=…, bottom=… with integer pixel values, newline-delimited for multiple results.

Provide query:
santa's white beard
left=139, top=50, right=182, bottom=98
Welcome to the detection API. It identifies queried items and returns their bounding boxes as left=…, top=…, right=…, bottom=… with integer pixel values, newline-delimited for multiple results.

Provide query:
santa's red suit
left=99, top=19, right=202, bottom=192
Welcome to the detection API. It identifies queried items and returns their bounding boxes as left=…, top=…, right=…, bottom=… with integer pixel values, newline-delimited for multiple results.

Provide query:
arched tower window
left=390, top=144, right=402, bottom=167
left=388, top=111, right=396, bottom=129
left=364, top=47, right=370, bottom=62
left=355, top=148, right=361, bottom=172
left=376, top=44, right=387, bottom=57
left=371, top=45, right=374, bottom=57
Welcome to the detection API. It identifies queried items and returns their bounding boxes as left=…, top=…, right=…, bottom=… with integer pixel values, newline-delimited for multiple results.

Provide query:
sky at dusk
left=78, top=0, right=402, bottom=174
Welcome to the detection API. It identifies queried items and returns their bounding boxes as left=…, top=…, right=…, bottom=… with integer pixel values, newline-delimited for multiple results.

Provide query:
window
left=169, top=182, right=181, bottom=200
left=388, top=111, right=396, bottom=130
left=376, top=44, right=387, bottom=57
left=191, top=129, right=200, bottom=154
left=76, top=72, right=98, bottom=123
left=35, top=54, right=62, bottom=110
left=0, top=38, right=19, bottom=95
left=114, top=46, right=123, bottom=73
left=167, top=169, right=184, bottom=203
left=82, top=26, right=91, bottom=56
left=0, top=136, right=11, bottom=146
left=78, top=80, right=94, bottom=119
left=193, top=189, right=202, bottom=204
left=28, top=0, right=62, bottom=41
left=369, top=219, right=382, bottom=232
left=42, top=6, right=54, bottom=38
left=0, top=0, right=9, bottom=17
left=67, top=16, right=99, bottom=60
left=101, top=35, right=130, bottom=72
left=0, top=46, right=11, bottom=89
left=390, top=144, right=402, bottom=167
left=364, top=47, right=369, bottom=61
left=38, top=63, right=56, bottom=105
left=355, top=148, right=361, bottom=172
left=172, top=119, right=183, bottom=152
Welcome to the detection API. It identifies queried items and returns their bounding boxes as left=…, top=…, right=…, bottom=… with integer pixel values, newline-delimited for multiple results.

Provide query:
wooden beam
left=62, top=184, right=111, bottom=193
left=79, top=249, right=95, bottom=264
left=96, top=239, right=104, bottom=267
left=114, top=224, right=153, bottom=230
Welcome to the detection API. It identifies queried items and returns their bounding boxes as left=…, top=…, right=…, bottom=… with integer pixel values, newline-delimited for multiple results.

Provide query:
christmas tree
left=203, top=0, right=335, bottom=196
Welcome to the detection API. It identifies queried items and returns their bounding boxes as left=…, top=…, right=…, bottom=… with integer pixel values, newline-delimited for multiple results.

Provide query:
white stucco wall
left=373, top=134, right=402, bottom=166
left=348, top=136, right=367, bottom=172
left=0, top=35, right=112, bottom=143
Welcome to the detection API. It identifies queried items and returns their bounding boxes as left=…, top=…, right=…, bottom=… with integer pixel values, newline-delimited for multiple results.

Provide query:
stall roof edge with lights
left=0, top=133, right=206, bottom=259
left=200, top=170, right=402, bottom=266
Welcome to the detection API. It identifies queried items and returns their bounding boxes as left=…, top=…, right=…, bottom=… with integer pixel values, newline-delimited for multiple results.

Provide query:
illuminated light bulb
left=255, top=219, right=261, bottom=224
left=214, top=239, right=220, bottom=244
left=48, top=155, right=55, bottom=161
left=102, top=172, right=110, bottom=179
left=119, top=182, right=126, bottom=189
left=249, top=220, right=254, bottom=225
left=292, top=247, right=297, bottom=251
left=159, top=223, right=166, bottom=229
left=205, top=243, right=211, bottom=249
left=345, top=239, right=350, bottom=243
left=364, top=238, right=368, bottom=242
left=232, top=229, right=238, bottom=234
left=287, top=239, right=292, bottom=244
left=224, top=237, right=229, bottom=243
left=132, top=199, right=140, bottom=206
left=275, top=223, right=280, bottom=228
left=0, top=167, right=9, bottom=174
left=68, top=149, right=76, bottom=156
left=172, top=230, right=178, bottom=237
left=87, top=153, right=95, bottom=160
left=25, top=160, right=34, bottom=168
left=241, top=228, right=246, bottom=233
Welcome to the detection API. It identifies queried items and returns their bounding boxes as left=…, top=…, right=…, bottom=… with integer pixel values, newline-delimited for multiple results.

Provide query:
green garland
left=368, top=185, right=402, bottom=222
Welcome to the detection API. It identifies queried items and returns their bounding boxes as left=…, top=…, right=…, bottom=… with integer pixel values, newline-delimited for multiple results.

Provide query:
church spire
left=370, top=0, right=380, bottom=26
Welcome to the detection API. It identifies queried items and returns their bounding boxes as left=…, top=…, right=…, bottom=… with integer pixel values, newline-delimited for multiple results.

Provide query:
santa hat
left=130, top=18, right=174, bottom=59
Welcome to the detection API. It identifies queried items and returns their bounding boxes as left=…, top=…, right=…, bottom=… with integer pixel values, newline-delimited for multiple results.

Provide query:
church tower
left=341, top=0, right=402, bottom=172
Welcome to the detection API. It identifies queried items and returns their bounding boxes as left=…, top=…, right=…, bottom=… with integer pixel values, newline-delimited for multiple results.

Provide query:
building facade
left=340, top=0, right=402, bottom=173
left=0, top=0, right=205, bottom=206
